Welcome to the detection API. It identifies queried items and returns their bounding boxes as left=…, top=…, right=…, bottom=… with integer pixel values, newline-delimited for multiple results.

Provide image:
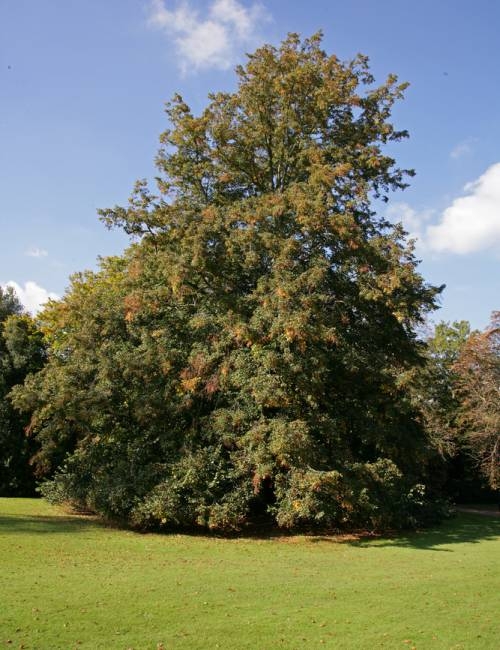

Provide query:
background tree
left=414, top=321, right=471, bottom=453
left=454, top=312, right=500, bottom=492
left=13, top=34, right=443, bottom=530
left=0, top=287, right=45, bottom=495
left=410, top=320, right=486, bottom=502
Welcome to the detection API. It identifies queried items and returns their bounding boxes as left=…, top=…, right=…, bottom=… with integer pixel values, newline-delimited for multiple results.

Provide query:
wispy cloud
left=25, top=247, right=48, bottom=258
left=148, top=0, right=270, bottom=73
left=3, top=280, right=59, bottom=314
left=386, top=202, right=435, bottom=243
left=450, top=137, right=476, bottom=160
left=426, top=162, right=500, bottom=254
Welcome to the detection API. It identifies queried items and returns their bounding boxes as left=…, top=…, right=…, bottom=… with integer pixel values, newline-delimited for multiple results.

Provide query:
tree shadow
left=0, top=513, right=102, bottom=535
left=336, top=513, right=500, bottom=551
left=1, top=508, right=499, bottom=550
left=139, top=511, right=500, bottom=552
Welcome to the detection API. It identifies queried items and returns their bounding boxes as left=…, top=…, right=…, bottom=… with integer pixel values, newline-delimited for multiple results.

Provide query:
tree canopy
left=12, top=34, right=446, bottom=529
left=0, top=287, right=45, bottom=495
left=454, top=313, right=500, bottom=491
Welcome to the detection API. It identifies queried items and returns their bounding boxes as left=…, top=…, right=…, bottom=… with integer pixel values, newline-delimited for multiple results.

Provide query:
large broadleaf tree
left=13, top=34, right=443, bottom=529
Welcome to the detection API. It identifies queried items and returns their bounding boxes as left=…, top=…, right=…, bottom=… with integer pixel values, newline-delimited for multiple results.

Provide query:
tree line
left=1, top=35, right=498, bottom=529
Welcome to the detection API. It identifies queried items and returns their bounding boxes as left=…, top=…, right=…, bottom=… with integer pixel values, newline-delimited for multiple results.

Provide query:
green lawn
left=1, top=499, right=499, bottom=649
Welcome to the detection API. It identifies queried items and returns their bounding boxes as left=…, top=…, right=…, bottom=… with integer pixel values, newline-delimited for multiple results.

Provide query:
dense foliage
left=12, top=35, right=448, bottom=529
left=410, top=318, right=499, bottom=502
left=0, top=287, right=45, bottom=495
left=454, top=313, right=500, bottom=491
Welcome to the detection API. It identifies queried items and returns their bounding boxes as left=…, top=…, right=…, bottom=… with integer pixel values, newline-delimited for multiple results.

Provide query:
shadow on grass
left=160, top=512, right=500, bottom=552
left=335, top=513, right=500, bottom=551
left=2, top=509, right=499, bottom=551
left=0, top=513, right=102, bottom=535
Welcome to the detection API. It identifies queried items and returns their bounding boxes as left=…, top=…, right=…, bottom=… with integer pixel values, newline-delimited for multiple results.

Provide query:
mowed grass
left=1, top=499, right=499, bottom=649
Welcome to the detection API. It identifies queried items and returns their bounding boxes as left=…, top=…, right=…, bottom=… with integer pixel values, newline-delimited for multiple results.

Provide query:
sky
left=1, top=0, right=499, bottom=329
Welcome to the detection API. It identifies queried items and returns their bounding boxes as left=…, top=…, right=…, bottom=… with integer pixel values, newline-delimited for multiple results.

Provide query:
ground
left=1, top=498, right=499, bottom=649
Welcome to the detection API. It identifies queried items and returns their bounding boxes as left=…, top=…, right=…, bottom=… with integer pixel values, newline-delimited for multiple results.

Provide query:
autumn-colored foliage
left=12, top=35, right=446, bottom=529
left=454, top=313, right=500, bottom=490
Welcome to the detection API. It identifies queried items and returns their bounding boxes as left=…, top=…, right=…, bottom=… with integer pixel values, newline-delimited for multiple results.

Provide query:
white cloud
left=426, top=162, right=500, bottom=254
left=25, top=247, right=48, bottom=258
left=149, top=0, right=270, bottom=72
left=450, top=137, right=476, bottom=160
left=386, top=202, right=434, bottom=243
left=3, top=281, right=59, bottom=314
left=387, top=164, right=500, bottom=255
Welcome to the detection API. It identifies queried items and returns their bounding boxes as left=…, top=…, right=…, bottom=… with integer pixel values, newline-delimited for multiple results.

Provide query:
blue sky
left=1, top=0, right=499, bottom=329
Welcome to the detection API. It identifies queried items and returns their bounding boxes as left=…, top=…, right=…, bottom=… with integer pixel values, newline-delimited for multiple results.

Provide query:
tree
left=0, top=287, right=45, bottom=495
left=0, top=286, right=22, bottom=322
left=454, top=313, right=500, bottom=491
left=13, top=34, right=442, bottom=530
left=410, top=320, right=486, bottom=502
left=414, top=321, right=471, bottom=455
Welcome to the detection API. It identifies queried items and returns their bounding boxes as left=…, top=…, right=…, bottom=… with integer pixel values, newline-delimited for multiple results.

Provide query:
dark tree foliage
left=0, top=287, right=45, bottom=495
left=13, top=35, right=444, bottom=529
left=414, top=321, right=471, bottom=456
left=413, top=319, right=499, bottom=503
left=454, top=313, right=500, bottom=492
left=411, top=320, right=476, bottom=501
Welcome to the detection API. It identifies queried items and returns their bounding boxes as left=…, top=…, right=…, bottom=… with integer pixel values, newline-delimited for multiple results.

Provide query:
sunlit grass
left=1, top=498, right=499, bottom=649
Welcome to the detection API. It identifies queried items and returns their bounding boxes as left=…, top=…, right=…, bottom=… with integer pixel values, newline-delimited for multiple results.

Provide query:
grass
left=1, top=499, right=499, bottom=649
left=457, top=503, right=499, bottom=512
